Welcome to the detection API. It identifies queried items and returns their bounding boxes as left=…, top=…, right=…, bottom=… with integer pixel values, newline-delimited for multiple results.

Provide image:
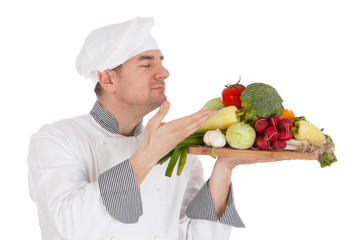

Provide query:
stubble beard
left=146, top=92, right=167, bottom=112
left=146, top=81, right=167, bottom=112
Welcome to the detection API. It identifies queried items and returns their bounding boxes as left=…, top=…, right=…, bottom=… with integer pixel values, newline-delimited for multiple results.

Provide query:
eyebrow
left=137, top=55, right=164, bottom=61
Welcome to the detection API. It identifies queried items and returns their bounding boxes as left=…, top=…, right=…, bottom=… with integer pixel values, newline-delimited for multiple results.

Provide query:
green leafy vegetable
left=318, top=134, right=338, bottom=167
left=225, top=122, right=256, bottom=149
left=199, top=97, right=225, bottom=111
left=319, top=152, right=338, bottom=167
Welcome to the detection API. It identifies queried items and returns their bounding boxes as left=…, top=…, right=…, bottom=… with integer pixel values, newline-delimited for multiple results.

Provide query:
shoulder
left=32, top=114, right=92, bottom=139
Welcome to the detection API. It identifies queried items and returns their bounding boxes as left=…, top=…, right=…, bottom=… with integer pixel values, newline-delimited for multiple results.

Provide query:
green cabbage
left=226, top=122, right=256, bottom=149
left=199, top=97, right=225, bottom=111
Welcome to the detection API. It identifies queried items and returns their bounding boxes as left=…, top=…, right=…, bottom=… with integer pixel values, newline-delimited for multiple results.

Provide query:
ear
left=97, top=70, right=117, bottom=92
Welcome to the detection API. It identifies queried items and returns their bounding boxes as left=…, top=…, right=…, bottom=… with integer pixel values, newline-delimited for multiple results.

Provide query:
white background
left=1, top=0, right=361, bottom=239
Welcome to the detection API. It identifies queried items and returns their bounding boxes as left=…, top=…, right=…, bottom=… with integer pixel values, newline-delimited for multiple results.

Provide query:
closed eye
left=141, top=64, right=150, bottom=68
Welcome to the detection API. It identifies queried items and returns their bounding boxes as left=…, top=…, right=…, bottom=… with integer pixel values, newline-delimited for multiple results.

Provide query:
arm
left=180, top=156, right=237, bottom=240
left=27, top=125, right=126, bottom=239
left=208, top=157, right=234, bottom=219
left=129, top=101, right=217, bottom=186
left=183, top=156, right=244, bottom=228
left=28, top=102, right=216, bottom=239
left=180, top=156, right=246, bottom=240
left=207, top=155, right=281, bottom=223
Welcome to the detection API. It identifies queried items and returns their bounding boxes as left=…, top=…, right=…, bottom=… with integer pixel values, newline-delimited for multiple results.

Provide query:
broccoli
left=240, top=82, right=284, bottom=124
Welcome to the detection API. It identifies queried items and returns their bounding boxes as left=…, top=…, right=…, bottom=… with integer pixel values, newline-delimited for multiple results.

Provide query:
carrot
left=280, top=109, right=295, bottom=120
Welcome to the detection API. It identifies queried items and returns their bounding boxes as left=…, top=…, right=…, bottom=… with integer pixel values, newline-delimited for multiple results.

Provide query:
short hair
left=94, top=82, right=103, bottom=97
left=94, top=64, right=122, bottom=98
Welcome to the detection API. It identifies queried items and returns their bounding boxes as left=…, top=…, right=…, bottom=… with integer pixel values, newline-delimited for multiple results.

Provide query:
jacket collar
left=90, top=101, right=142, bottom=137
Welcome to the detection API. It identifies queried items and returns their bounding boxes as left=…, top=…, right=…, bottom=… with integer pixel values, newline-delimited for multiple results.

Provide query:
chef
left=27, top=17, right=245, bottom=240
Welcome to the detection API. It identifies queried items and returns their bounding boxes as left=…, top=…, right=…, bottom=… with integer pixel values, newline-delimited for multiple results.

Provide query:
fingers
left=196, top=109, right=218, bottom=123
left=167, top=109, right=217, bottom=140
left=148, top=101, right=170, bottom=128
left=191, top=109, right=218, bottom=119
left=181, top=109, right=217, bottom=134
left=179, top=109, right=217, bottom=126
left=146, top=107, right=216, bottom=146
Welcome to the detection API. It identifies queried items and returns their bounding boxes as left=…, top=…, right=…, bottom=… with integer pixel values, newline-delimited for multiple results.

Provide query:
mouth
left=151, top=86, right=165, bottom=91
left=151, top=83, right=166, bottom=91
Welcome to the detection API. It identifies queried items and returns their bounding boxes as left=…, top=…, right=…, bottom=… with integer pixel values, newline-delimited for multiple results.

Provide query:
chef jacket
left=27, top=101, right=244, bottom=240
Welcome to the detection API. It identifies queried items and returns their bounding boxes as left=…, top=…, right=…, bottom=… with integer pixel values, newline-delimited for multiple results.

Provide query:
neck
left=98, top=97, right=144, bottom=136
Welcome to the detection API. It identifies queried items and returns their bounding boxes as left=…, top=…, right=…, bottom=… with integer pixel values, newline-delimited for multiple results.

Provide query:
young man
left=28, top=17, right=245, bottom=240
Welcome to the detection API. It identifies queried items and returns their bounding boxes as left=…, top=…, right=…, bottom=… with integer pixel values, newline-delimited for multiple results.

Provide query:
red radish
left=269, top=116, right=280, bottom=127
left=254, top=135, right=269, bottom=150
left=280, top=118, right=293, bottom=131
left=256, top=131, right=264, bottom=136
left=273, top=139, right=287, bottom=149
left=279, top=130, right=292, bottom=141
left=254, top=118, right=269, bottom=133
left=264, top=126, right=278, bottom=142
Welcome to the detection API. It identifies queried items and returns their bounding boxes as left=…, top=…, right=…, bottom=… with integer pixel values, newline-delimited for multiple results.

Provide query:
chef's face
left=113, top=49, right=170, bottom=111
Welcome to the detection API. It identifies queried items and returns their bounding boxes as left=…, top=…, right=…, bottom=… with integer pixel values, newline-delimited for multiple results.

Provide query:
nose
left=155, top=65, right=170, bottom=80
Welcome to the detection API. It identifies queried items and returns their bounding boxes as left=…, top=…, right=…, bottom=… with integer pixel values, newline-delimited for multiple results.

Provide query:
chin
left=147, top=95, right=167, bottom=111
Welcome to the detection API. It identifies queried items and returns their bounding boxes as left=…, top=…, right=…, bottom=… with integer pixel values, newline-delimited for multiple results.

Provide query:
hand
left=130, top=101, right=217, bottom=185
left=141, top=100, right=217, bottom=163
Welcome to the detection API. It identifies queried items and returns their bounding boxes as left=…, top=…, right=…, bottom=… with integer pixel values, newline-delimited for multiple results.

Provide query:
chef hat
left=76, top=17, right=159, bottom=85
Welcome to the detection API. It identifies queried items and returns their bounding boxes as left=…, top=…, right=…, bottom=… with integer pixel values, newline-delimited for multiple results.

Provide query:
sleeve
left=98, top=159, right=143, bottom=223
left=179, top=155, right=242, bottom=240
left=186, top=180, right=245, bottom=227
left=27, top=125, right=140, bottom=239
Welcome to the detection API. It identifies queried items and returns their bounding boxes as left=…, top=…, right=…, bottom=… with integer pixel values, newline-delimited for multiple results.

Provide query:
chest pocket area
left=94, top=137, right=142, bottom=174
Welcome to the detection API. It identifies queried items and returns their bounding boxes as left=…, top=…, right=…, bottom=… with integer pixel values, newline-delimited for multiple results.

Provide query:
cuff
left=185, top=180, right=245, bottom=228
left=98, top=159, right=143, bottom=223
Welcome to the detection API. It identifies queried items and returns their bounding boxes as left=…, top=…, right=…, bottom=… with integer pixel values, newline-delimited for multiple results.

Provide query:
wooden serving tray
left=188, top=145, right=320, bottom=161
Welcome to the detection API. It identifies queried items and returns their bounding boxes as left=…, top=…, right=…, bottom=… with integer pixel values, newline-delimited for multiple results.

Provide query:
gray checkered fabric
left=90, top=101, right=142, bottom=136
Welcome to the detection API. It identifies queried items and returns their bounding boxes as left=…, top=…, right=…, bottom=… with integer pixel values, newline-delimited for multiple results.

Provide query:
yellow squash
left=201, top=106, right=240, bottom=130
left=293, top=120, right=325, bottom=143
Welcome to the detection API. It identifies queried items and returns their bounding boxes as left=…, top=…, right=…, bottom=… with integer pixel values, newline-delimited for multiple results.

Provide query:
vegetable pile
left=158, top=79, right=337, bottom=176
left=254, top=116, right=293, bottom=150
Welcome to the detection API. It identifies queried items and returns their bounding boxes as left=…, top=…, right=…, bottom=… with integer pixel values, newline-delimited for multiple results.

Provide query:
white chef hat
left=76, top=17, right=159, bottom=85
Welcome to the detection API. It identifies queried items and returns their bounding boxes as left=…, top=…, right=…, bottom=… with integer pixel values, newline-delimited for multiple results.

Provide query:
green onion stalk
left=157, top=130, right=206, bottom=177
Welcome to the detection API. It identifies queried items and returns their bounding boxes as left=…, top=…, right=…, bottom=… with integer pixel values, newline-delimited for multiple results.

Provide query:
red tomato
left=221, top=79, right=245, bottom=109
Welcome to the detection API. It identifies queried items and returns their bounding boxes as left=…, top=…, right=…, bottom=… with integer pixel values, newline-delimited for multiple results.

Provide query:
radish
left=269, top=116, right=280, bottom=127
left=264, top=126, right=278, bottom=142
left=256, top=130, right=265, bottom=136
left=254, top=118, right=269, bottom=133
left=279, top=130, right=293, bottom=141
left=254, top=135, right=269, bottom=150
left=280, top=118, right=293, bottom=131
left=273, top=139, right=287, bottom=149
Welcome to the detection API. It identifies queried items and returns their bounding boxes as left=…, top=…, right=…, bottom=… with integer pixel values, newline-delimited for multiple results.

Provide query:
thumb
left=148, top=101, right=170, bottom=128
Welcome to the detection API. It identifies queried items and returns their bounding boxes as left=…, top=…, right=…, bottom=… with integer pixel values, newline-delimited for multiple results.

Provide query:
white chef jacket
left=27, top=102, right=243, bottom=240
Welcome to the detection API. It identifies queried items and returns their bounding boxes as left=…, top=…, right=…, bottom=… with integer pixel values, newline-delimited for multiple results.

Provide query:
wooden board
left=188, top=145, right=320, bottom=161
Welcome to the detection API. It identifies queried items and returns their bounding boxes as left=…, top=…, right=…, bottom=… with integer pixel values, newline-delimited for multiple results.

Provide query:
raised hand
left=130, top=101, right=217, bottom=185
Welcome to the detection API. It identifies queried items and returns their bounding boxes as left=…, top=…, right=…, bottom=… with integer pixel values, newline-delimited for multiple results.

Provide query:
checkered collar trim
left=90, top=101, right=142, bottom=136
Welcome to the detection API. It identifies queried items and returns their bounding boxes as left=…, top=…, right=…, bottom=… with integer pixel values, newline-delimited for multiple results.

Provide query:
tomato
left=221, top=79, right=245, bottom=109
